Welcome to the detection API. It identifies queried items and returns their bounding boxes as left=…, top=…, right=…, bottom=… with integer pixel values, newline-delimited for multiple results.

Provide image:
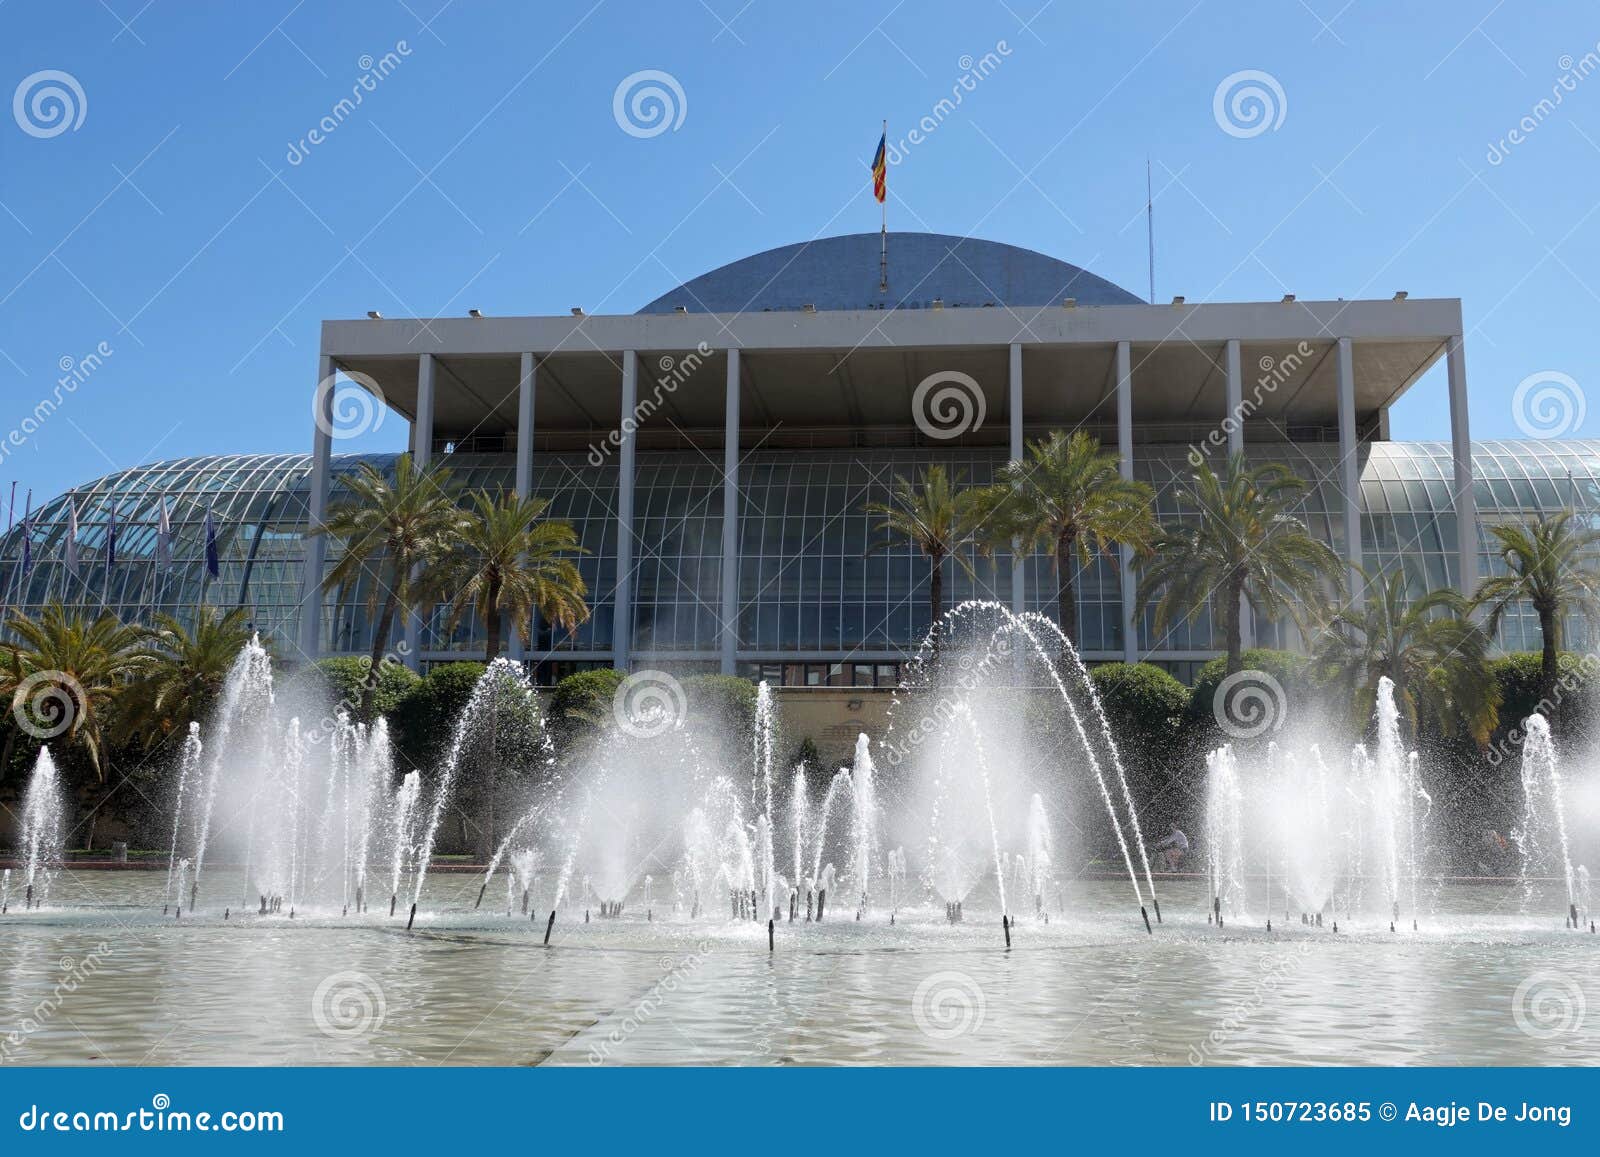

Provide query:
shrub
left=1090, top=662, right=1194, bottom=832
left=1091, top=663, right=1189, bottom=752
left=683, top=674, right=757, bottom=737
left=546, top=668, right=628, bottom=755
left=1491, top=650, right=1596, bottom=746
left=389, top=662, right=486, bottom=769
left=285, top=656, right=420, bottom=720
left=1185, top=648, right=1311, bottom=736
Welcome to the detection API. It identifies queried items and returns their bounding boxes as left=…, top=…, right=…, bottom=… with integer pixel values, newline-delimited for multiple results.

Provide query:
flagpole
left=1146, top=156, right=1155, bottom=303
left=0, top=480, right=14, bottom=625
left=879, top=118, right=888, bottom=294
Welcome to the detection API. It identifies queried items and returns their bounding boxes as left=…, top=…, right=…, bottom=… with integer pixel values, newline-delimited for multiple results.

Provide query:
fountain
left=884, top=601, right=1156, bottom=930
left=1516, top=713, right=1583, bottom=924
left=17, top=748, right=64, bottom=910
left=1201, top=676, right=1433, bottom=928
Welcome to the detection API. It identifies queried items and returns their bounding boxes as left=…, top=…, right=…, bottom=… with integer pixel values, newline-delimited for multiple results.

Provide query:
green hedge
left=389, top=662, right=486, bottom=769
left=1490, top=650, right=1597, bottom=745
left=282, top=656, right=420, bottom=719
left=546, top=668, right=628, bottom=754
left=683, top=674, right=757, bottom=738
left=1186, top=648, right=1311, bottom=737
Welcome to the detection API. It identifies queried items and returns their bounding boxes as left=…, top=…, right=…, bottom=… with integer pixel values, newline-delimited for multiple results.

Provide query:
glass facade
left=3, top=439, right=1598, bottom=676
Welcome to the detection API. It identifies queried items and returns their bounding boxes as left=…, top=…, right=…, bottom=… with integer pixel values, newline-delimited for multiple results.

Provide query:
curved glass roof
left=635, top=232, right=1145, bottom=314
left=3, top=440, right=1597, bottom=664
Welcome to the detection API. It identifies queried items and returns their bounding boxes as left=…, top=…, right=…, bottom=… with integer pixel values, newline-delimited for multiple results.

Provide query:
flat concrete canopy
left=325, top=296, right=1457, bottom=451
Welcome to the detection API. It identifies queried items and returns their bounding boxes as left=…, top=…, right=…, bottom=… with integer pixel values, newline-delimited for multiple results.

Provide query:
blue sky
left=4, top=0, right=1600, bottom=508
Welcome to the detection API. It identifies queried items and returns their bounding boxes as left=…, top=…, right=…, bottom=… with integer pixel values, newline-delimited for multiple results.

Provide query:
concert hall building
left=4, top=232, right=1593, bottom=685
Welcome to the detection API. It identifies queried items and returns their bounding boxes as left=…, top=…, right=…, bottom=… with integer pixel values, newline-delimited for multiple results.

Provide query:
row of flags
left=5, top=482, right=220, bottom=583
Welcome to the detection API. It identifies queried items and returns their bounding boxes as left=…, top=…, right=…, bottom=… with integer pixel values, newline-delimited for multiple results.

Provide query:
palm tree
left=1, top=600, right=152, bottom=790
left=992, top=431, right=1157, bottom=649
left=1314, top=567, right=1500, bottom=747
left=312, top=453, right=461, bottom=719
left=118, top=606, right=254, bottom=749
left=1472, top=510, right=1600, bottom=719
left=422, top=489, right=590, bottom=662
left=1138, top=453, right=1343, bottom=676
left=864, top=466, right=993, bottom=648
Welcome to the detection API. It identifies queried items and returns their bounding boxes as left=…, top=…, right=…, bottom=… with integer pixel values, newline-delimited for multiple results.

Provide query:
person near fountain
left=1476, top=828, right=1512, bottom=876
left=1151, top=825, right=1188, bottom=871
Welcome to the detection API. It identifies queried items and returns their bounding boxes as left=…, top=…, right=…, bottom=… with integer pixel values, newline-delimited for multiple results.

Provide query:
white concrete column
left=1224, top=339, right=1243, bottom=455
left=516, top=353, right=537, bottom=498
left=298, top=353, right=335, bottom=658
left=1224, top=338, right=1252, bottom=649
left=1446, top=334, right=1479, bottom=594
left=1336, top=337, right=1364, bottom=606
left=1009, top=342, right=1024, bottom=616
left=613, top=350, right=638, bottom=671
left=405, top=353, right=436, bottom=670
left=1116, top=341, right=1137, bottom=663
left=720, top=348, right=741, bottom=675
left=516, top=352, right=537, bottom=661
left=413, top=353, right=436, bottom=467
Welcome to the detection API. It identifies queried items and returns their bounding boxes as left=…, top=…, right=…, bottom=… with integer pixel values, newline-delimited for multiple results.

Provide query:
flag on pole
left=64, top=500, right=79, bottom=578
left=871, top=130, right=887, bottom=204
left=204, top=506, right=219, bottom=579
left=156, top=499, right=172, bottom=572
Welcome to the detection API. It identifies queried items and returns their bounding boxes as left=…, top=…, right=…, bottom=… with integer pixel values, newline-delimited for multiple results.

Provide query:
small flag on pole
left=65, top=500, right=79, bottom=578
left=871, top=130, right=887, bottom=204
left=156, top=499, right=172, bottom=572
left=204, top=506, right=219, bottom=579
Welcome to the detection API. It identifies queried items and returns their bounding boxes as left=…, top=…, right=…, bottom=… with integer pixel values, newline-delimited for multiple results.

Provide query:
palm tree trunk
left=1225, top=572, right=1245, bottom=676
left=929, top=550, right=944, bottom=655
left=1538, top=603, right=1559, bottom=730
left=484, top=577, right=502, bottom=664
left=1055, top=530, right=1078, bottom=649
left=362, top=578, right=402, bottom=721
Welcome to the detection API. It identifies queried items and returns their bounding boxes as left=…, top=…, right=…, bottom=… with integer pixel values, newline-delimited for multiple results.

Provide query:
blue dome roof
left=636, top=232, right=1144, bottom=314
